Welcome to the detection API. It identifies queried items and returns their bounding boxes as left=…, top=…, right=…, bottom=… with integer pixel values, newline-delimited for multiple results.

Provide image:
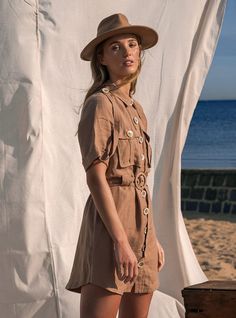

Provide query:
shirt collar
left=101, top=84, right=136, bottom=108
left=101, top=84, right=147, bottom=131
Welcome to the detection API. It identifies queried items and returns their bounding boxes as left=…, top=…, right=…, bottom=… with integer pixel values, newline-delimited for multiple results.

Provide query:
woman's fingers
left=118, top=261, right=138, bottom=283
left=116, top=261, right=124, bottom=280
left=113, top=240, right=138, bottom=283
left=123, top=262, right=133, bottom=283
left=124, top=262, right=129, bottom=277
left=116, top=262, right=128, bottom=281
left=130, top=261, right=138, bottom=283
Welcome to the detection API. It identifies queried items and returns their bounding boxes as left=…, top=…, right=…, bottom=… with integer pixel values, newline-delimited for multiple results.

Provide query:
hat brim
left=80, top=25, right=158, bottom=61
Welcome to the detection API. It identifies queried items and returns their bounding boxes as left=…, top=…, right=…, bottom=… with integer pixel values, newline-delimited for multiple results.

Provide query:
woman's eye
left=129, top=41, right=138, bottom=47
left=111, top=45, right=120, bottom=51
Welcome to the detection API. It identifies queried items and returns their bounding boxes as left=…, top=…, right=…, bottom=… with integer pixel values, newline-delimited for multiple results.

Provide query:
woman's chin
left=119, top=68, right=138, bottom=78
left=111, top=68, right=138, bottom=83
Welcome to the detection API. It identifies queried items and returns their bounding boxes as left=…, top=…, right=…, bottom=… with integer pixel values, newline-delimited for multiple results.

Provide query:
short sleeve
left=78, top=93, right=114, bottom=172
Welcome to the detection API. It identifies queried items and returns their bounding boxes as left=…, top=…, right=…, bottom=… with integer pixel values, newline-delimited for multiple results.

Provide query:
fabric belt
left=108, top=171, right=150, bottom=259
left=107, top=172, right=147, bottom=189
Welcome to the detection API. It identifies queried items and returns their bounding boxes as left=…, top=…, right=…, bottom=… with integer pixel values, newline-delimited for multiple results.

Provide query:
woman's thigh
left=80, top=283, right=122, bottom=318
left=118, top=292, right=154, bottom=318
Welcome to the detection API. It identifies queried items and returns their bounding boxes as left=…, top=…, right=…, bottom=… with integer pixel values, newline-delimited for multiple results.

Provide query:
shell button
left=144, top=227, right=148, bottom=234
left=133, top=116, right=139, bottom=125
left=101, top=87, right=109, bottom=93
left=126, top=130, right=134, bottom=138
left=141, top=154, right=145, bottom=161
left=143, top=208, right=149, bottom=215
left=138, top=136, right=144, bottom=143
left=141, top=189, right=146, bottom=198
left=138, top=260, right=144, bottom=268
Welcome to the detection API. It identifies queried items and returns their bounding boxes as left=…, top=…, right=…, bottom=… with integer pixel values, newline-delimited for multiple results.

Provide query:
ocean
left=181, top=100, right=236, bottom=169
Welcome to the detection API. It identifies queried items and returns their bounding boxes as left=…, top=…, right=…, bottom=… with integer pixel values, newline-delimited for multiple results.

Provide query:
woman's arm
left=86, top=160, right=138, bottom=283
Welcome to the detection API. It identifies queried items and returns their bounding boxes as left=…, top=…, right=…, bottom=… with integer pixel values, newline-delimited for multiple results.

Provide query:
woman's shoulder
left=86, top=89, right=111, bottom=102
left=81, top=90, right=114, bottom=122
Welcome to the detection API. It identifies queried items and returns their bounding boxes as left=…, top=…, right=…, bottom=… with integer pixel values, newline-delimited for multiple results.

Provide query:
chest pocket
left=117, top=130, right=141, bottom=168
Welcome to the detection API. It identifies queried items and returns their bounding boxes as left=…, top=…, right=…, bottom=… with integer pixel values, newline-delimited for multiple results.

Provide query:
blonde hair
left=75, top=35, right=143, bottom=136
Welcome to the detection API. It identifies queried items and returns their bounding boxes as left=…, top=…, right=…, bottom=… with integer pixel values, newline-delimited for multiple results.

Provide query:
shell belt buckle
left=135, top=172, right=147, bottom=190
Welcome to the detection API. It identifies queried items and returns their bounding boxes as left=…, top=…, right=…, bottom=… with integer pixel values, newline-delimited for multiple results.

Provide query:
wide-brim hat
left=80, top=13, right=158, bottom=61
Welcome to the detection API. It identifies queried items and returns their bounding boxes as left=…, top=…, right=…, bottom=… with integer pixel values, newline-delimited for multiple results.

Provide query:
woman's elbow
left=86, top=160, right=107, bottom=188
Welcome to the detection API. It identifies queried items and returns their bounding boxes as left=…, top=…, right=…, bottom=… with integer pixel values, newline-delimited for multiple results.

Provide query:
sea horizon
left=181, top=99, right=236, bottom=169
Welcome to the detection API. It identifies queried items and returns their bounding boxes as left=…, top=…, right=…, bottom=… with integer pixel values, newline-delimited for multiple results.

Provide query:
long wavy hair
left=75, top=34, right=144, bottom=136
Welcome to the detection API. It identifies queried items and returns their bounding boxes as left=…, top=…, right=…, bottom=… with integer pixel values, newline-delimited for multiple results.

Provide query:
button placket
left=131, top=119, right=150, bottom=260
left=141, top=189, right=147, bottom=198
left=133, top=116, right=139, bottom=125
left=140, top=191, right=149, bottom=257
left=125, top=106, right=140, bottom=132
left=141, top=218, right=149, bottom=257
left=138, top=136, right=144, bottom=144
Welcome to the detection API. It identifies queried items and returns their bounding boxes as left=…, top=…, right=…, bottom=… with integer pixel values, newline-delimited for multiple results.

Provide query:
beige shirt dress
left=65, top=85, right=159, bottom=295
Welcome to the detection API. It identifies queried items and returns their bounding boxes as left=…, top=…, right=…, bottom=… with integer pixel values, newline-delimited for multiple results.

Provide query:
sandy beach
left=183, top=213, right=236, bottom=280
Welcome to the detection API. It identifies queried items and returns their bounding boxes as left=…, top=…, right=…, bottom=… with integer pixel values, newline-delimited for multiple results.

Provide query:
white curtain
left=0, top=0, right=227, bottom=317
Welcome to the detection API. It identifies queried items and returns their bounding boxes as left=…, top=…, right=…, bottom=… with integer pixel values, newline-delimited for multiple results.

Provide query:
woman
left=66, top=13, right=165, bottom=318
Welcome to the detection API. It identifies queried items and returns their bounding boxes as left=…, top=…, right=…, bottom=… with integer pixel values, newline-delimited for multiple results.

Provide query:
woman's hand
left=156, top=238, right=165, bottom=272
left=114, top=239, right=138, bottom=284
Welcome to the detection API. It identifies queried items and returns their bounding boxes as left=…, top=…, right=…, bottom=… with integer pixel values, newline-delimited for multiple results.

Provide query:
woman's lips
left=123, top=60, right=134, bottom=66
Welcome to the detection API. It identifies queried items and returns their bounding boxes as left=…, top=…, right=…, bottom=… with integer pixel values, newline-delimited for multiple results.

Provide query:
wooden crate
left=181, top=280, right=236, bottom=318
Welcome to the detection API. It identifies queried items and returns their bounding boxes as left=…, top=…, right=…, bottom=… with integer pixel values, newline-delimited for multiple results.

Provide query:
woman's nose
left=123, top=46, right=131, bottom=56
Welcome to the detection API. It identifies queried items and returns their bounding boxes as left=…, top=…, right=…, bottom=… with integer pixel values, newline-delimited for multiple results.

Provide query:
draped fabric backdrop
left=0, top=0, right=227, bottom=317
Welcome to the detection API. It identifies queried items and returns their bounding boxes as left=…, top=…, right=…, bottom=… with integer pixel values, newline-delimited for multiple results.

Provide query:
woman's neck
left=117, top=83, right=131, bottom=96
left=107, top=79, right=131, bottom=97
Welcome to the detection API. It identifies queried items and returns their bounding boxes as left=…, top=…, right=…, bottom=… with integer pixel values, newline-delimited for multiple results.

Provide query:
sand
left=183, top=213, right=236, bottom=280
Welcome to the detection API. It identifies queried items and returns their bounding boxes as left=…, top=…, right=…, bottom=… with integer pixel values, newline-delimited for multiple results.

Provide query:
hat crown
left=80, top=13, right=158, bottom=61
left=97, top=13, right=130, bottom=36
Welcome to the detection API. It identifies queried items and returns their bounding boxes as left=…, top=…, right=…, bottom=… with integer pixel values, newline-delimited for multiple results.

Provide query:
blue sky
left=200, top=0, right=236, bottom=100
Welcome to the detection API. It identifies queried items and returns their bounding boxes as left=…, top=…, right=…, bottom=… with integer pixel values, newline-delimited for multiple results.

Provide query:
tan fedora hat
left=80, top=13, right=158, bottom=61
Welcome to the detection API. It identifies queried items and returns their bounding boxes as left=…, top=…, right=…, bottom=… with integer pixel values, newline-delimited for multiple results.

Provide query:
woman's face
left=99, top=33, right=141, bottom=83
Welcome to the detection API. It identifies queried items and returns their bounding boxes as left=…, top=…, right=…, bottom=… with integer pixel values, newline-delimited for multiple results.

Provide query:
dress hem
left=65, top=281, right=159, bottom=295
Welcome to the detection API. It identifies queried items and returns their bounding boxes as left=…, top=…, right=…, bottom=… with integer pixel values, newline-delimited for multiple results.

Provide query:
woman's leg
left=118, top=292, right=154, bottom=318
left=80, top=284, right=122, bottom=318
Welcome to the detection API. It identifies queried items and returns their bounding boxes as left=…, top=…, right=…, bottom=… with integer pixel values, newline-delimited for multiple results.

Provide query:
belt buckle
left=135, top=172, right=146, bottom=190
